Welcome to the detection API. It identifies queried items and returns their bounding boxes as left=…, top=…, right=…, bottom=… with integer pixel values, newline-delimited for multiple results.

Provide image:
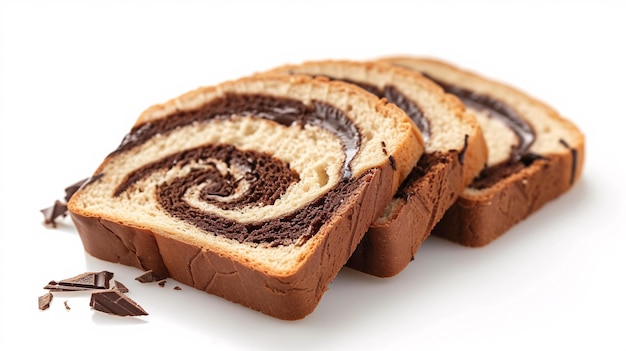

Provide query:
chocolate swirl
left=330, top=78, right=430, bottom=142
left=113, top=143, right=364, bottom=246
left=422, top=74, right=541, bottom=189
left=109, top=94, right=364, bottom=246
left=423, top=74, right=535, bottom=164
left=116, top=94, right=360, bottom=178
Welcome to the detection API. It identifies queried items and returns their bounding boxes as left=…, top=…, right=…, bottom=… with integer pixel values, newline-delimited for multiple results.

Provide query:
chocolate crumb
left=158, top=280, right=166, bottom=288
left=135, top=270, right=166, bottom=283
left=45, top=271, right=114, bottom=291
left=38, top=292, right=53, bottom=310
left=40, top=200, right=68, bottom=228
left=388, top=155, right=397, bottom=170
left=90, top=290, right=148, bottom=317
left=173, top=286, right=182, bottom=291
left=64, top=300, right=71, bottom=311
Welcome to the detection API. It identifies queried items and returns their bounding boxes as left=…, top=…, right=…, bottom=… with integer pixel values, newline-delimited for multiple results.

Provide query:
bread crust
left=68, top=74, right=422, bottom=319
left=70, top=167, right=393, bottom=320
left=380, top=56, right=585, bottom=247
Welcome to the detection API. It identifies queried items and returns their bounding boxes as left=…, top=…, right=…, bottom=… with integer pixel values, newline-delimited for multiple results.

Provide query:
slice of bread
left=67, top=74, right=423, bottom=320
left=264, top=60, right=488, bottom=277
left=380, top=57, right=585, bottom=247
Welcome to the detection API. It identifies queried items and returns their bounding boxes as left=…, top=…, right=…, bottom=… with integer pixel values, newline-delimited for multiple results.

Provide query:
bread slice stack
left=65, top=56, right=584, bottom=320
left=67, top=74, right=423, bottom=320
left=380, top=57, right=585, bottom=247
left=264, top=60, right=488, bottom=277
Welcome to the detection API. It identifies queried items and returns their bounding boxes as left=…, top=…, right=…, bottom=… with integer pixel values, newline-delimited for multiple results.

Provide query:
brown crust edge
left=70, top=165, right=395, bottom=320
left=347, top=152, right=464, bottom=277
left=378, top=56, right=586, bottom=247
left=346, top=93, right=487, bottom=278
left=432, top=145, right=584, bottom=247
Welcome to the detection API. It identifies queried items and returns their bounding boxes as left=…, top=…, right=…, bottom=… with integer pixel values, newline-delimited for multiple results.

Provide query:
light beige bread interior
left=264, top=60, right=488, bottom=277
left=380, top=57, right=585, bottom=247
left=67, top=73, right=423, bottom=319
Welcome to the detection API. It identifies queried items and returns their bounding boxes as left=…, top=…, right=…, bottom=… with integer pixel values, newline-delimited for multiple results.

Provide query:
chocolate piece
left=135, top=270, right=166, bottom=283
left=114, top=94, right=360, bottom=179
left=90, top=290, right=148, bottom=317
left=173, top=286, right=182, bottom=291
left=112, top=280, right=129, bottom=293
left=41, top=177, right=103, bottom=228
left=158, top=280, right=166, bottom=287
left=40, top=200, right=68, bottom=227
left=63, top=300, right=71, bottom=311
left=45, top=271, right=114, bottom=291
left=38, top=292, right=53, bottom=310
left=64, top=178, right=88, bottom=202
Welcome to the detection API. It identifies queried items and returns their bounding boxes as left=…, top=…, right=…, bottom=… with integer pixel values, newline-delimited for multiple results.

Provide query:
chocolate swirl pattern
left=427, top=76, right=535, bottom=164
left=67, top=74, right=423, bottom=319
left=103, top=94, right=364, bottom=246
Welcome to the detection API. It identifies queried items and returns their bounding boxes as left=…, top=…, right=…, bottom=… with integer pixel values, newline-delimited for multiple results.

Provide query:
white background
left=2, top=1, right=625, bottom=350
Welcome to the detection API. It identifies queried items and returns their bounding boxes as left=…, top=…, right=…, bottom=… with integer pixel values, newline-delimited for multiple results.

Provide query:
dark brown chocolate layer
left=421, top=74, right=542, bottom=189
left=396, top=152, right=452, bottom=201
left=162, top=166, right=362, bottom=246
left=330, top=78, right=430, bottom=141
left=470, top=153, right=545, bottom=189
left=559, top=138, right=578, bottom=185
left=102, top=94, right=370, bottom=247
left=424, top=73, right=535, bottom=163
left=116, top=93, right=360, bottom=179
left=113, top=140, right=364, bottom=246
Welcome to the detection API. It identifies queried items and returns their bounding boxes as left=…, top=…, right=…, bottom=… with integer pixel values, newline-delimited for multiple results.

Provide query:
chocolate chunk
left=64, top=178, right=87, bottom=202
left=135, top=270, right=166, bottom=283
left=158, top=280, right=166, bottom=288
left=45, top=271, right=114, bottom=291
left=38, top=292, right=53, bottom=310
left=64, top=300, right=71, bottom=311
left=173, top=286, right=182, bottom=291
left=90, top=290, right=148, bottom=317
left=40, top=200, right=68, bottom=227
left=112, top=280, right=129, bottom=293
left=42, top=176, right=104, bottom=228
